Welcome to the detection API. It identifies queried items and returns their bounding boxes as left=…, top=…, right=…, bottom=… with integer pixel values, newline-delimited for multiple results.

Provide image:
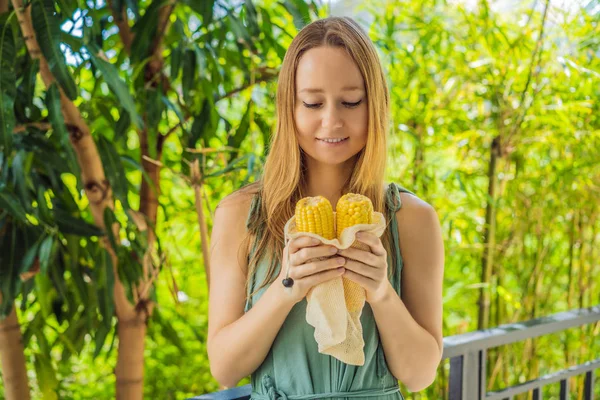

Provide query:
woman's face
left=294, top=46, right=368, bottom=166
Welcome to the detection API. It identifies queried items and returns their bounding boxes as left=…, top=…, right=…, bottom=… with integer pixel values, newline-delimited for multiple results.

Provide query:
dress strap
left=244, top=191, right=263, bottom=313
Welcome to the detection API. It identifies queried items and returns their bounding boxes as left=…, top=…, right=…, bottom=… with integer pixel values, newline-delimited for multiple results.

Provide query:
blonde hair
left=238, top=16, right=396, bottom=302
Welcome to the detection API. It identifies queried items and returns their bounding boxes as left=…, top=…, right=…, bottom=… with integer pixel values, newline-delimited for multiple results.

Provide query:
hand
left=276, top=235, right=346, bottom=305
left=337, top=232, right=392, bottom=304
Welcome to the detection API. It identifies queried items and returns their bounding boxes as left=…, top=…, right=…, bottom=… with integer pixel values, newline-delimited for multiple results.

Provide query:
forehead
left=295, top=46, right=365, bottom=92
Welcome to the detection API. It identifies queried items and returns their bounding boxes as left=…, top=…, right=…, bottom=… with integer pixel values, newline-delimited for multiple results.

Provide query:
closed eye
left=303, top=100, right=363, bottom=109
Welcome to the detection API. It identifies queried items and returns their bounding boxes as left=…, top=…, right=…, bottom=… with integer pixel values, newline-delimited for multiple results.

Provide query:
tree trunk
left=0, top=304, right=31, bottom=400
left=115, top=320, right=147, bottom=400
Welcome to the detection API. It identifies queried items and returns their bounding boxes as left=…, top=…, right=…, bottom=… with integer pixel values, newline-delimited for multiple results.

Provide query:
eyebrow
left=299, top=86, right=363, bottom=93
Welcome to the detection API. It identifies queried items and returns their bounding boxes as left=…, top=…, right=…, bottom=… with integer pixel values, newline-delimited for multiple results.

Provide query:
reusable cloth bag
left=283, top=210, right=387, bottom=365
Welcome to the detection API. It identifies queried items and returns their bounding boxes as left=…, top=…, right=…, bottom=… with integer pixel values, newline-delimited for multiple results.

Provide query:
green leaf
left=120, top=155, right=158, bottom=198
left=182, top=48, right=196, bottom=104
left=31, top=0, right=78, bottom=100
left=226, top=101, right=252, bottom=162
left=153, top=309, right=185, bottom=352
left=45, top=83, right=69, bottom=144
left=0, top=191, right=28, bottom=222
left=170, top=43, right=182, bottom=80
left=244, top=0, right=260, bottom=36
left=115, top=108, right=131, bottom=141
left=20, top=235, right=42, bottom=275
left=87, top=43, right=143, bottom=128
left=97, top=135, right=130, bottom=209
left=38, top=235, right=54, bottom=275
left=183, top=0, right=215, bottom=25
left=21, top=57, right=40, bottom=109
left=0, top=16, right=16, bottom=154
left=33, top=352, right=59, bottom=400
left=280, top=0, right=311, bottom=30
left=130, top=0, right=163, bottom=63
left=95, top=248, right=115, bottom=359
left=102, top=207, right=119, bottom=252
left=53, top=209, right=105, bottom=237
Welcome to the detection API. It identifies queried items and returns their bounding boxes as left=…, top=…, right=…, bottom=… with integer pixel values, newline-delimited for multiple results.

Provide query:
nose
left=321, top=104, right=343, bottom=130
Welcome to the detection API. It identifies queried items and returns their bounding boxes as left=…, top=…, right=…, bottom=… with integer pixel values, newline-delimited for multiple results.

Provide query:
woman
left=207, top=16, right=444, bottom=399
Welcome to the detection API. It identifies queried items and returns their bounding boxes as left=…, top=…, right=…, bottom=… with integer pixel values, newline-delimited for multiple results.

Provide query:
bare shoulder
left=395, top=191, right=439, bottom=228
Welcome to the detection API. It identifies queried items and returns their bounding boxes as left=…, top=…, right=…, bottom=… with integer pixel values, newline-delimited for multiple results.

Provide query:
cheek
left=347, top=108, right=368, bottom=134
left=294, top=107, right=318, bottom=135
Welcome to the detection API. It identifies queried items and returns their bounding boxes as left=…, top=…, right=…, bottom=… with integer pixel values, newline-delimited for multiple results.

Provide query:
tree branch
left=13, top=122, right=51, bottom=133
left=107, top=0, right=134, bottom=53
left=214, top=67, right=280, bottom=102
left=0, top=0, right=9, bottom=13
left=506, top=0, right=551, bottom=142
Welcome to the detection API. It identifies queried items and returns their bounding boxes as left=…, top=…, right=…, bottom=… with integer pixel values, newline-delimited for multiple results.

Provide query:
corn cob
left=336, top=193, right=373, bottom=312
left=335, top=193, right=374, bottom=238
left=294, top=193, right=373, bottom=313
left=294, top=196, right=336, bottom=240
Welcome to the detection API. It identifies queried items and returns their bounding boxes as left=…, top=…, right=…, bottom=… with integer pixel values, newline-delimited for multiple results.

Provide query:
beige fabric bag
left=283, top=211, right=387, bottom=365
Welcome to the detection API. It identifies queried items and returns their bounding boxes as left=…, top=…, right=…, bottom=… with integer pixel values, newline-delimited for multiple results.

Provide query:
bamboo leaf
left=244, top=0, right=260, bottom=36
left=20, top=236, right=42, bottom=275
left=129, top=0, right=162, bottom=63
left=280, top=0, right=311, bottom=30
left=115, top=108, right=131, bottom=141
left=0, top=191, right=28, bottom=222
left=0, top=16, right=16, bottom=154
left=97, top=135, right=130, bottom=209
left=38, top=235, right=54, bottom=275
left=87, top=43, right=142, bottom=128
left=53, top=209, right=105, bottom=237
left=182, top=48, right=196, bottom=104
left=182, top=0, right=215, bottom=25
left=45, top=83, right=69, bottom=144
left=31, top=0, right=78, bottom=100
left=103, top=207, right=119, bottom=252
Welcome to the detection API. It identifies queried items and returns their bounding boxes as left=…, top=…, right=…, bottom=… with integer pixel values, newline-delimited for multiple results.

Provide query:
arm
left=370, top=194, right=444, bottom=392
left=207, top=193, right=295, bottom=388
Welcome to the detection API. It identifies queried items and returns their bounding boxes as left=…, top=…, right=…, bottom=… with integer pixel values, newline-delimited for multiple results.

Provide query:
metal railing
left=188, top=305, right=600, bottom=400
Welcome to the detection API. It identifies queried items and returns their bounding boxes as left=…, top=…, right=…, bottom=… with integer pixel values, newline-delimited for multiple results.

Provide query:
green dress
left=244, top=183, right=415, bottom=400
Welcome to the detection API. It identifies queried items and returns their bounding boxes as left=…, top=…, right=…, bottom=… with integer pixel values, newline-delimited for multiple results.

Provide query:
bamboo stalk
left=191, top=159, right=211, bottom=289
left=478, top=135, right=500, bottom=331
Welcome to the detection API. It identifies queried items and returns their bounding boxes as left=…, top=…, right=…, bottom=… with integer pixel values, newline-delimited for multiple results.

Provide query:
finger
left=292, top=244, right=338, bottom=266
left=337, top=247, right=378, bottom=267
left=355, top=232, right=386, bottom=257
left=303, top=266, right=345, bottom=288
left=289, top=235, right=320, bottom=255
left=342, top=259, right=377, bottom=280
left=342, top=269, right=373, bottom=288
left=290, top=257, right=345, bottom=280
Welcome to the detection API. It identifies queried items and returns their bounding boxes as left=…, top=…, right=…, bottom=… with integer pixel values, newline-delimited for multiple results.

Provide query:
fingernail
left=330, top=247, right=338, bottom=254
left=356, top=232, right=363, bottom=239
left=337, top=257, right=345, bottom=265
left=312, top=238, right=320, bottom=244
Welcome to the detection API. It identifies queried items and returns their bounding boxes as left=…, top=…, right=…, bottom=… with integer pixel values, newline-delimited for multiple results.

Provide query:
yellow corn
left=294, top=193, right=373, bottom=313
left=336, top=193, right=373, bottom=312
left=294, top=196, right=335, bottom=240
left=335, top=193, right=373, bottom=237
